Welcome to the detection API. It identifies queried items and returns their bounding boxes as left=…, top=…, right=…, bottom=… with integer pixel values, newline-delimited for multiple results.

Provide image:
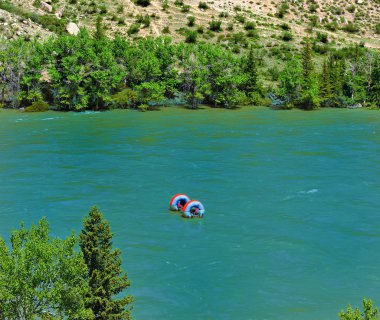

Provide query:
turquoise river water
left=0, top=107, right=379, bottom=319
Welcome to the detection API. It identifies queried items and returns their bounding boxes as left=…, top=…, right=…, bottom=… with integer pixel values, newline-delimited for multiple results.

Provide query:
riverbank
left=0, top=104, right=376, bottom=116
left=0, top=104, right=376, bottom=118
left=1, top=33, right=379, bottom=112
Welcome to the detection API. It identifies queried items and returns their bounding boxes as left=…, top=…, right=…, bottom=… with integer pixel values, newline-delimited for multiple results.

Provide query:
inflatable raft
left=169, top=193, right=190, bottom=211
left=181, top=200, right=205, bottom=218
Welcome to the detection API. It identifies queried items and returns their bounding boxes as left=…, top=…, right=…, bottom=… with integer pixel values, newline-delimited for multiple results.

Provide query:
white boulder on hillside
left=40, top=1, right=52, bottom=12
left=66, top=22, right=80, bottom=35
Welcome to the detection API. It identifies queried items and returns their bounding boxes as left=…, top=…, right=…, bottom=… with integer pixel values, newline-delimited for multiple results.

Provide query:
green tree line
left=277, top=41, right=380, bottom=109
left=0, top=206, right=132, bottom=319
left=0, top=28, right=379, bottom=111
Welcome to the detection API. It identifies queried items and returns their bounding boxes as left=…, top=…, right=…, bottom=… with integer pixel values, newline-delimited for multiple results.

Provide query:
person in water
left=177, top=201, right=183, bottom=210
left=190, top=207, right=199, bottom=215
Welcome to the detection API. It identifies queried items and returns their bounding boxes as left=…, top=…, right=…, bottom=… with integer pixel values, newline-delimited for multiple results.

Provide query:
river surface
left=0, top=107, right=379, bottom=319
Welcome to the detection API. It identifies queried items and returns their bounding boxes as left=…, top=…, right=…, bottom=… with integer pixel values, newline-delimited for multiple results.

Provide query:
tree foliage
left=340, top=299, right=379, bottom=320
left=1, top=31, right=380, bottom=110
left=0, top=218, right=92, bottom=320
left=79, top=206, right=133, bottom=320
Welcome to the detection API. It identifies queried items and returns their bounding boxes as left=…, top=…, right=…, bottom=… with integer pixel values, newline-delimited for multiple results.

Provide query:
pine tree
left=319, top=59, right=332, bottom=105
left=369, top=56, right=380, bottom=107
left=242, top=46, right=258, bottom=94
left=301, top=40, right=314, bottom=83
left=299, top=40, right=319, bottom=109
left=94, top=15, right=106, bottom=40
left=79, top=206, right=133, bottom=320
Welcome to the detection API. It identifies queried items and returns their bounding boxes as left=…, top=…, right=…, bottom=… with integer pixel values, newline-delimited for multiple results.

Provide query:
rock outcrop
left=66, top=22, right=80, bottom=35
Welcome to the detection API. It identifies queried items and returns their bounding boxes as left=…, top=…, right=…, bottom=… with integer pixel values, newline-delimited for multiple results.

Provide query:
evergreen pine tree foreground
left=79, top=206, right=133, bottom=320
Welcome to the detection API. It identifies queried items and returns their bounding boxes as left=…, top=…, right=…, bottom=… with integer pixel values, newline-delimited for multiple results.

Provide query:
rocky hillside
left=1, top=0, right=380, bottom=48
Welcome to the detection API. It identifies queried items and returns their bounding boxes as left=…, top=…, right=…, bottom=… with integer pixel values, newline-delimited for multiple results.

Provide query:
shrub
left=99, top=5, right=107, bottom=14
left=174, top=0, right=183, bottom=5
left=246, top=29, right=259, bottom=38
left=117, top=4, right=124, bottom=13
left=209, top=20, right=222, bottom=31
left=342, top=22, right=359, bottom=33
left=197, top=26, right=204, bottom=33
left=375, top=23, right=380, bottom=34
left=25, top=100, right=49, bottom=112
left=127, top=23, right=140, bottom=35
left=33, top=0, right=41, bottom=8
left=267, top=66, right=280, bottom=81
left=235, top=14, right=245, bottom=24
left=330, top=6, right=344, bottom=15
left=185, top=30, right=198, bottom=43
left=309, top=3, right=318, bottom=13
left=117, top=17, right=125, bottom=25
left=136, top=14, right=150, bottom=27
left=181, top=4, right=190, bottom=12
left=137, top=104, right=149, bottom=112
left=309, top=15, right=318, bottom=27
left=347, top=4, right=355, bottom=13
left=187, top=16, right=195, bottom=26
left=219, top=12, right=228, bottom=18
left=134, top=0, right=151, bottom=6
left=312, top=43, right=329, bottom=54
left=111, top=89, right=137, bottom=108
left=281, top=31, right=293, bottom=41
left=244, top=21, right=256, bottom=30
left=280, top=23, right=290, bottom=30
left=325, top=21, right=338, bottom=31
left=162, top=26, right=170, bottom=33
left=316, top=32, right=328, bottom=43
left=198, top=1, right=208, bottom=9
left=276, top=3, right=289, bottom=18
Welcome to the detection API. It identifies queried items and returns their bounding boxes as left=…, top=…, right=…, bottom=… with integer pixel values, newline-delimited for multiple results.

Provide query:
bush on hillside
left=198, top=1, right=208, bottom=9
left=244, top=21, right=256, bottom=30
left=187, top=16, right=195, bottom=26
left=209, top=20, right=222, bottom=31
left=342, top=22, right=360, bottom=33
left=281, top=31, right=293, bottom=41
left=375, top=23, right=380, bottom=34
left=127, top=23, right=140, bottom=35
left=134, top=0, right=151, bottom=6
left=185, top=30, right=198, bottom=43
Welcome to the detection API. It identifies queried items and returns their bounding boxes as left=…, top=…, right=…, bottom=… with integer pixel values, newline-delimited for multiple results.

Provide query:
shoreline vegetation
left=0, top=206, right=132, bottom=320
left=0, top=22, right=379, bottom=113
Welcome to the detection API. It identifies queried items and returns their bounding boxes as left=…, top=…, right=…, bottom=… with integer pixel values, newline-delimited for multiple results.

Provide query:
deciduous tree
left=0, top=218, right=92, bottom=320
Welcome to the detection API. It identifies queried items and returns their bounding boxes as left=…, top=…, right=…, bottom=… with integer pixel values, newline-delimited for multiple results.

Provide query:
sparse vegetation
left=209, top=20, right=222, bottom=32
left=342, top=22, right=360, bottom=33
left=187, top=16, right=196, bottom=27
left=198, top=1, right=208, bottom=10
left=134, top=0, right=151, bottom=7
left=127, top=23, right=140, bottom=35
left=281, top=31, right=293, bottom=41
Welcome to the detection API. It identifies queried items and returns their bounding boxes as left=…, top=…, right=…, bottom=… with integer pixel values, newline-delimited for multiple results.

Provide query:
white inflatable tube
left=169, top=194, right=190, bottom=211
left=181, top=200, right=205, bottom=218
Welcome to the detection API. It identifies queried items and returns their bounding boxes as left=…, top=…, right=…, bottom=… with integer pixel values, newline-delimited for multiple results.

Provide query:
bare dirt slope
left=1, top=0, right=380, bottom=48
